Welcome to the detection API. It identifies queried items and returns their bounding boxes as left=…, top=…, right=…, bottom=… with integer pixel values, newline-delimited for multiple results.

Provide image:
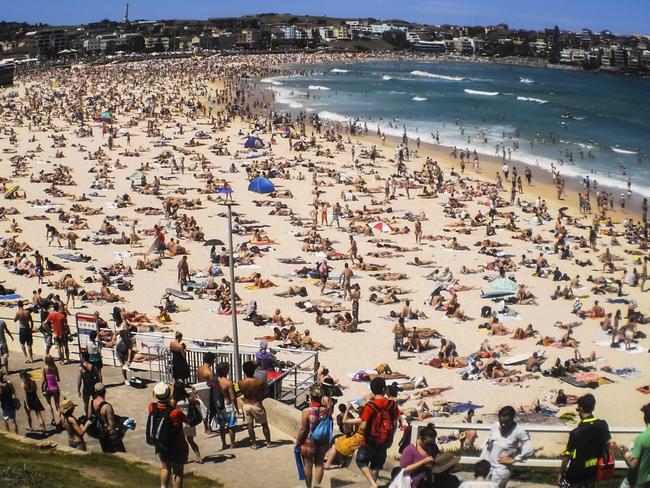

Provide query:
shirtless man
left=340, top=263, right=354, bottom=300
left=197, top=353, right=215, bottom=433
left=214, top=362, right=239, bottom=450
left=238, top=361, right=273, bottom=449
left=14, top=301, right=34, bottom=363
left=392, top=317, right=407, bottom=359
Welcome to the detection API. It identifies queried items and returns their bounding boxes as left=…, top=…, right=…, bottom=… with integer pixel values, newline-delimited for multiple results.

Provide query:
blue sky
left=2, top=0, right=647, bottom=35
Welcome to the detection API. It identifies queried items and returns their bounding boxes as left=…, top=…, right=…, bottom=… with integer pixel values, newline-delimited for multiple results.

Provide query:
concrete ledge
left=263, top=397, right=301, bottom=440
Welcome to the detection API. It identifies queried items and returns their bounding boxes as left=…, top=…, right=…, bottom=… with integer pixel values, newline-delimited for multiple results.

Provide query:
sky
left=2, top=0, right=648, bottom=36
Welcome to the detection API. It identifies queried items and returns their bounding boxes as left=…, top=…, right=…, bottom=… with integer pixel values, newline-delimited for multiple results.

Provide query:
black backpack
left=87, top=401, right=109, bottom=439
left=207, top=376, right=225, bottom=420
left=145, top=403, right=173, bottom=451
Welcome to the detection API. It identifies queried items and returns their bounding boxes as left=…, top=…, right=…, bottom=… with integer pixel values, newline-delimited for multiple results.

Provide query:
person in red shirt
left=356, top=377, right=400, bottom=488
left=154, top=225, right=165, bottom=258
left=44, top=303, right=69, bottom=364
left=149, top=382, right=188, bottom=488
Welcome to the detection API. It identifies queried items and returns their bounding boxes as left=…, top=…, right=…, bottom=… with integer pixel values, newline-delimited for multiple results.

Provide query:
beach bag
left=187, top=401, right=203, bottom=427
left=595, top=447, right=615, bottom=481
left=311, top=410, right=333, bottom=444
left=145, top=403, right=173, bottom=450
left=365, top=400, right=397, bottom=448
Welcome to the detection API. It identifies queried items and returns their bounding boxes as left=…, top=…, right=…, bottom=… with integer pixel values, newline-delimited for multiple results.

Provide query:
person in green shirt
left=623, top=403, right=650, bottom=488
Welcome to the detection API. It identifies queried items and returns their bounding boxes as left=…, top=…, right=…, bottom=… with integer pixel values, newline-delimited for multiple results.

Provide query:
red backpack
left=365, top=399, right=397, bottom=448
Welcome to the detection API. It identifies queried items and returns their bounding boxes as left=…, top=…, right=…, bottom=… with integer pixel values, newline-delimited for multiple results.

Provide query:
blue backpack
left=311, top=408, right=333, bottom=444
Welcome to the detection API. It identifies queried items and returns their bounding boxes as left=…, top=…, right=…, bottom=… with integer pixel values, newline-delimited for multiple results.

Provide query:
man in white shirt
left=480, top=406, right=534, bottom=488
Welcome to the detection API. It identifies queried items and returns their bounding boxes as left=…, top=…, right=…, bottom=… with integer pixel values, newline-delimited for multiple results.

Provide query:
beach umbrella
left=100, top=111, right=112, bottom=120
left=248, top=176, right=275, bottom=194
left=368, top=221, right=392, bottom=233
left=481, top=278, right=518, bottom=298
left=203, top=239, right=225, bottom=246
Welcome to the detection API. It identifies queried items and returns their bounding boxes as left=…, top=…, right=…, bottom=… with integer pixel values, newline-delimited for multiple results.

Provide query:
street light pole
left=225, top=202, right=241, bottom=382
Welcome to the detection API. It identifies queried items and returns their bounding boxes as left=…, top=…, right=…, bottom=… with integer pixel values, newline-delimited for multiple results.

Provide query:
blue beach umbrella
left=248, top=176, right=275, bottom=194
left=481, top=277, right=518, bottom=298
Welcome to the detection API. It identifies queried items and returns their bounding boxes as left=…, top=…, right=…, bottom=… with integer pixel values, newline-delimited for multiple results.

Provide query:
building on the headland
left=0, top=59, right=15, bottom=86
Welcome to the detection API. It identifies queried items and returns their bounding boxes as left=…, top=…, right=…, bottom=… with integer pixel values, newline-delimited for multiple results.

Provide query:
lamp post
left=222, top=200, right=241, bottom=382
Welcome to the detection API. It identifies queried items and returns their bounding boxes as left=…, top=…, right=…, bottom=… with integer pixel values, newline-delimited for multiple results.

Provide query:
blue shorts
left=215, top=403, right=237, bottom=427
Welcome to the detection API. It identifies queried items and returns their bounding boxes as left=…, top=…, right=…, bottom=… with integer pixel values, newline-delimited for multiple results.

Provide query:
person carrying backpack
left=296, top=384, right=334, bottom=488
left=356, top=377, right=400, bottom=488
left=147, top=382, right=188, bottom=488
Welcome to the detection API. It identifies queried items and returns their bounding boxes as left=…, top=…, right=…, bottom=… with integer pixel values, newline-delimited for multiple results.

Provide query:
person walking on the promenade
left=147, top=382, right=188, bottom=488
left=355, top=377, right=400, bottom=488
left=238, top=360, right=273, bottom=449
left=621, top=403, right=650, bottom=488
left=480, top=406, right=533, bottom=488
left=558, top=394, right=611, bottom=488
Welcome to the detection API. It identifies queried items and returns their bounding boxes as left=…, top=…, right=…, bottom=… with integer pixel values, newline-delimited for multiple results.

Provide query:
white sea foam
left=412, top=97, right=427, bottom=101
left=382, top=75, right=394, bottom=80
left=260, top=78, right=284, bottom=86
left=330, top=68, right=349, bottom=73
left=517, top=96, right=548, bottom=104
left=308, top=85, right=331, bottom=90
left=520, top=77, right=535, bottom=84
left=411, top=70, right=465, bottom=81
left=611, top=147, right=639, bottom=155
left=464, top=89, right=500, bottom=96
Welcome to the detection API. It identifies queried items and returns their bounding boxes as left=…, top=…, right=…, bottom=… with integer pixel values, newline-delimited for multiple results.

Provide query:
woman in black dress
left=20, top=371, right=46, bottom=431
left=170, top=332, right=191, bottom=383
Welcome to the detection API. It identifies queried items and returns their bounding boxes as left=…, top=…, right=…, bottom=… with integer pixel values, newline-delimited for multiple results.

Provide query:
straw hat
left=60, top=399, right=76, bottom=415
left=432, top=453, right=460, bottom=474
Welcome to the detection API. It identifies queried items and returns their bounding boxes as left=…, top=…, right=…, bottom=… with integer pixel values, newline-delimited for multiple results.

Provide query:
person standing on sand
left=340, top=262, right=354, bottom=300
left=349, top=235, right=358, bottom=264
left=238, top=360, right=273, bottom=449
left=177, top=255, right=189, bottom=292
left=415, top=217, right=422, bottom=245
left=0, top=318, right=14, bottom=373
left=393, top=317, right=407, bottom=360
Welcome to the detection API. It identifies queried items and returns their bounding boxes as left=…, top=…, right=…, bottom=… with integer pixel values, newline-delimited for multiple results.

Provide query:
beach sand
left=0, top=54, right=648, bottom=458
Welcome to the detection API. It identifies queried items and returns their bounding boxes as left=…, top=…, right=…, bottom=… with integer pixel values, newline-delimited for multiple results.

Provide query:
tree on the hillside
left=549, top=25, right=561, bottom=63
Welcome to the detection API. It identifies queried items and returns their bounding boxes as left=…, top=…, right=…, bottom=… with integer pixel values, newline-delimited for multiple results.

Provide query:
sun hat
left=60, top=399, right=76, bottom=414
left=153, top=382, right=171, bottom=401
left=432, top=453, right=460, bottom=474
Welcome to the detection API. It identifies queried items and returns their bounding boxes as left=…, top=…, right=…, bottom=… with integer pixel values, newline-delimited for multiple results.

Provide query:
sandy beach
left=0, top=52, right=648, bottom=462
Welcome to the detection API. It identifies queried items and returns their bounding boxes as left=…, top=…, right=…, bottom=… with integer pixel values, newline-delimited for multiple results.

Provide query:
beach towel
left=601, top=367, right=642, bottom=380
left=294, top=446, right=305, bottom=481
left=0, top=293, right=21, bottom=300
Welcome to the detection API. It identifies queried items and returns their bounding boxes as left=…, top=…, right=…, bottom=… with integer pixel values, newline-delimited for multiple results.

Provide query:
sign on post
left=75, top=313, right=98, bottom=356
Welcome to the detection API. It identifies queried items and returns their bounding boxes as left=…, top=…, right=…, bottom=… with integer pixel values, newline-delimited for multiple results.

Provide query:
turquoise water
left=263, top=60, right=650, bottom=197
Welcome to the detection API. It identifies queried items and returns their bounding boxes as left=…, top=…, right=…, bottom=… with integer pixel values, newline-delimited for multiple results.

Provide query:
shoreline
left=258, top=60, right=648, bottom=216
left=262, top=92, right=644, bottom=222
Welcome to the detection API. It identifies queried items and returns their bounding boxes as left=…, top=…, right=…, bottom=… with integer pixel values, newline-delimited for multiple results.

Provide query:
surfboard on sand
left=503, top=353, right=532, bottom=366
left=147, top=237, right=158, bottom=254
left=4, top=185, right=19, bottom=199
left=165, top=288, right=193, bottom=300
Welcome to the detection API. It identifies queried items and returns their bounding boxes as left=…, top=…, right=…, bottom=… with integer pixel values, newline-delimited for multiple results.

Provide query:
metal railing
left=410, top=421, right=644, bottom=468
left=1, top=313, right=318, bottom=404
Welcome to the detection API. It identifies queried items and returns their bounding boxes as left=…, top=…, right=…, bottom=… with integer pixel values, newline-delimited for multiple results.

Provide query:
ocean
left=261, top=60, right=650, bottom=197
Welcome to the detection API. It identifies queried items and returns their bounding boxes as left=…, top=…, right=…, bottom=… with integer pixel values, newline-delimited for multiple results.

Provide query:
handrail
left=409, top=421, right=643, bottom=469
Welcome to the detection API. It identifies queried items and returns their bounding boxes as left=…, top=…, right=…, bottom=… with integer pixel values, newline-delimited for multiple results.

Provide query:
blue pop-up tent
left=244, top=136, right=264, bottom=149
left=248, top=176, right=275, bottom=194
